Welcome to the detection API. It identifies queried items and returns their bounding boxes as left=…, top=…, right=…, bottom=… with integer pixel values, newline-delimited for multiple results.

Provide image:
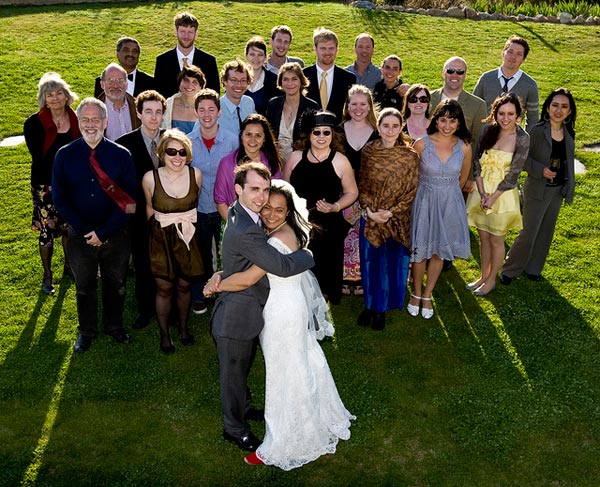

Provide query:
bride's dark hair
left=268, top=185, right=312, bottom=249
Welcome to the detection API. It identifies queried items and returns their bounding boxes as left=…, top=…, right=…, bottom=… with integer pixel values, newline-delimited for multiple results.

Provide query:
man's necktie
left=501, top=75, right=513, bottom=93
left=182, top=57, right=189, bottom=68
left=150, top=140, right=159, bottom=169
left=236, top=106, right=242, bottom=130
left=320, top=71, right=328, bottom=110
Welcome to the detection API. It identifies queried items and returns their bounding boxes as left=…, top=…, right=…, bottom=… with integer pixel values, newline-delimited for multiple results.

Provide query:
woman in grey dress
left=408, top=100, right=472, bottom=319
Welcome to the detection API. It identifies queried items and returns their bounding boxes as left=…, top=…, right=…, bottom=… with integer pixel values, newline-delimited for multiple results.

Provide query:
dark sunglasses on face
left=408, top=95, right=430, bottom=104
left=165, top=148, right=187, bottom=157
left=312, top=129, right=332, bottom=136
left=445, top=67, right=465, bottom=75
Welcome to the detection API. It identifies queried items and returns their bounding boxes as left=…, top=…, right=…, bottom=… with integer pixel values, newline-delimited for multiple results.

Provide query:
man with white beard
left=53, top=98, right=136, bottom=353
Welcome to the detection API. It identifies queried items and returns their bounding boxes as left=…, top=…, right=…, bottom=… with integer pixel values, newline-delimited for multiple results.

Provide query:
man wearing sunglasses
left=430, top=57, right=487, bottom=173
left=473, top=35, right=539, bottom=133
left=430, top=57, right=487, bottom=272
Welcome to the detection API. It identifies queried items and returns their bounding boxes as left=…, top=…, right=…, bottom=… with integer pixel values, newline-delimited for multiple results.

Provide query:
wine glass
left=548, top=158, right=560, bottom=185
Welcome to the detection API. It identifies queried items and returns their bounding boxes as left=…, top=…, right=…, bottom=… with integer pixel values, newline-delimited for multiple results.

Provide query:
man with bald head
left=430, top=56, right=487, bottom=271
left=430, top=57, right=487, bottom=170
left=97, top=62, right=140, bottom=140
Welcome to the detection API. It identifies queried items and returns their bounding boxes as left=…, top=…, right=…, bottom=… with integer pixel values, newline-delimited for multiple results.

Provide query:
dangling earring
left=564, top=116, right=572, bottom=124
left=543, top=112, right=550, bottom=121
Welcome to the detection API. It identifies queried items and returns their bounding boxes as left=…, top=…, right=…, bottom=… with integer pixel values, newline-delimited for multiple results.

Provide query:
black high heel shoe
left=42, top=275, right=55, bottom=295
left=160, top=340, right=175, bottom=355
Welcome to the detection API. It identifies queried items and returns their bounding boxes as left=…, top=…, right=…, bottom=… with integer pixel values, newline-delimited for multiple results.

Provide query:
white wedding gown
left=256, top=237, right=355, bottom=470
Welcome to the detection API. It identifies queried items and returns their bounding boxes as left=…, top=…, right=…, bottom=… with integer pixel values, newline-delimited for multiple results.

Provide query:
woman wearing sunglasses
left=402, top=84, right=431, bottom=141
left=142, top=129, right=203, bottom=354
left=283, top=110, right=358, bottom=304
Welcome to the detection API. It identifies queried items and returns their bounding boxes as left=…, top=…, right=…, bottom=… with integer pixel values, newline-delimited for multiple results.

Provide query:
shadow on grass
left=426, top=261, right=600, bottom=483
left=0, top=278, right=72, bottom=487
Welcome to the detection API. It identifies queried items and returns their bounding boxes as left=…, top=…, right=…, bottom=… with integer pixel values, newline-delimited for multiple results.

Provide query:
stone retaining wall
left=352, top=0, right=600, bottom=25
left=3, top=0, right=599, bottom=25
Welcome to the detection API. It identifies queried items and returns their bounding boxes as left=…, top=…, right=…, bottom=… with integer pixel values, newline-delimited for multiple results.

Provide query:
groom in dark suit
left=304, top=27, right=356, bottom=123
left=207, top=162, right=314, bottom=452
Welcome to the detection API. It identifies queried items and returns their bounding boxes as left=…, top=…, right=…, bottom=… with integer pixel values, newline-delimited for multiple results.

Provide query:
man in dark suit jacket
left=94, top=37, right=155, bottom=98
left=153, top=11, right=220, bottom=98
left=207, top=162, right=314, bottom=452
left=304, top=28, right=356, bottom=123
left=115, top=90, right=166, bottom=331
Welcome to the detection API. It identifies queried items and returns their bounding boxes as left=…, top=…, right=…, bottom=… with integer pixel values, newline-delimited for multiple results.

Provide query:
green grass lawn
left=1, top=2, right=600, bottom=486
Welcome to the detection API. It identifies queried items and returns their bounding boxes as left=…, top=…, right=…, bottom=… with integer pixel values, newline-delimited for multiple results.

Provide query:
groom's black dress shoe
left=245, top=408, right=264, bottom=422
left=222, top=430, right=261, bottom=452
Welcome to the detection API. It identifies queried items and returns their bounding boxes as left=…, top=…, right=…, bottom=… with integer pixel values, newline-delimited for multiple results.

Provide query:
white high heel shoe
left=421, top=297, right=434, bottom=319
left=465, top=281, right=483, bottom=291
left=407, top=294, right=421, bottom=317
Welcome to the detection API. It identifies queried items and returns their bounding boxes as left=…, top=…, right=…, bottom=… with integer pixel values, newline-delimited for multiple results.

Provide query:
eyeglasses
left=445, top=67, right=465, bottom=75
left=104, top=78, right=127, bottom=85
left=407, top=95, right=430, bottom=104
left=227, top=78, right=249, bottom=85
left=165, top=148, right=187, bottom=157
left=312, top=129, right=332, bottom=136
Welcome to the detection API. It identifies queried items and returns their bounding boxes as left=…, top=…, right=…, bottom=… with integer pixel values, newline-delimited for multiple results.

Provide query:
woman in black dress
left=24, top=72, right=80, bottom=294
left=283, top=110, right=358, bottom=304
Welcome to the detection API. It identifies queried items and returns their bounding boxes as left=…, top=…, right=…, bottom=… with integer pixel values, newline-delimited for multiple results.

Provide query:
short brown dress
left=148, top=167, right=204, bottom=282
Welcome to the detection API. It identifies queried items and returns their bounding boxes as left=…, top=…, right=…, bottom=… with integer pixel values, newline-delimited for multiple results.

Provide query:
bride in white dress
left=210, top=180, right=355, bottom=470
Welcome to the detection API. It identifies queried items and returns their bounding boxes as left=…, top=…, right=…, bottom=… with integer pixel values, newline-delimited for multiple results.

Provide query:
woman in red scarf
left=24, top=72, right=80, bottom=294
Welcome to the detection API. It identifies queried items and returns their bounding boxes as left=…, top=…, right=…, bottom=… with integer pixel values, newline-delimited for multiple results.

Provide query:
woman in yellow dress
left=466, top=93, right=530, bottom=295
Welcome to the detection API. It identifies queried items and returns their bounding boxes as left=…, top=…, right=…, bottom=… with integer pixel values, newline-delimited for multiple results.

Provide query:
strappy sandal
left=421, top=297, right=434, bottom=319
left=407, top=294, right=420, bottom=317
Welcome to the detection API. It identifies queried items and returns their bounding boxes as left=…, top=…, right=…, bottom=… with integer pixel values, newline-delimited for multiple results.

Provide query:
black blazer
left=94, top=69, right=155, bottom=98
left=153, top=47, right=220, bottom=98
left=115, top=127, right=165, bottom=218
left=303, top=65, right=356, bottom=122
left=266, top=94, right=320, bottom=142
left=247, top=70, right=282, bottom=116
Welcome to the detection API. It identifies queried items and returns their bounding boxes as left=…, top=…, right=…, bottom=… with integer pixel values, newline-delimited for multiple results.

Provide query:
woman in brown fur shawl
left=356, top=108, right=419, bottom=330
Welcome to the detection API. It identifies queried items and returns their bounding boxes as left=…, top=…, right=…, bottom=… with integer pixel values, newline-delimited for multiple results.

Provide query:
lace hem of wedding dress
left=256, top=416, right=355, bottom=471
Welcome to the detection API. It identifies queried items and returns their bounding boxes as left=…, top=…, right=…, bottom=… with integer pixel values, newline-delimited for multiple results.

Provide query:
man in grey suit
left=473, top=35, right=539, bottom=133
left=206, top=162, right=314, bottom=452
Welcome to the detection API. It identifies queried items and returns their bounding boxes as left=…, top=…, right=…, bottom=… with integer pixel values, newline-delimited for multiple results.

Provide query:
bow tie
left=127, top=73, right=134, bottom=81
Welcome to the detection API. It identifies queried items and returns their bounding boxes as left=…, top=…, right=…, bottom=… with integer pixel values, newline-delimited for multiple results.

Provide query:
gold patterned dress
left=466, top=149, right=522, bottom=236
